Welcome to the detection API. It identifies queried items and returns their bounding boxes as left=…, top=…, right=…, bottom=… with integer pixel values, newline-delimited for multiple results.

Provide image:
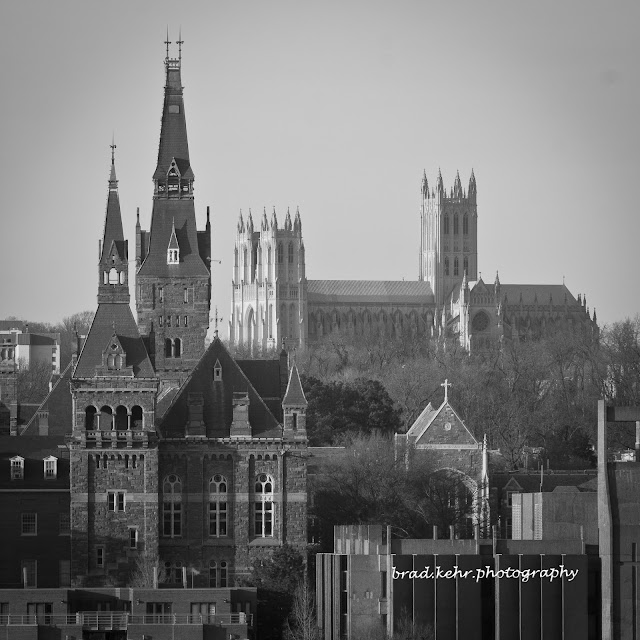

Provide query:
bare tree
left=285, top=580, right=322, bottom=640
left=129, top=551, right=166, bottom=588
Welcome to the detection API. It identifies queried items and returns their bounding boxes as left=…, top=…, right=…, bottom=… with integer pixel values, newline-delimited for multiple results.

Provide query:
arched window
left=454, top=257, right=459, bottom=276
left=119, top=271, right=125, bottom=285
left=115, top=405, right=128, bottom=431
left=254, top=473, right=274, bottom=538
left=444, top=215, right=449, bottom=234
left=268, top=246, right=272, bottom=265
left=165, top=339, right=172, bottom=358
left=85, top=406, right=97, bottom=430
left=164, top=560, right=183, bottom=585
left=163, top=475, right=182, bottom=537
left=463, top=214, right=469, bottom=235
left=288, top=242, right=294, bottom=264
left=234, top=248, right=238, bottom=268
left=289, top=304, right=295, bottom=340
left=454, top=214, right=459, bottom=235
left=280, top=303, right=287, bottom=339
left=463, top=256, right=469, bottom=275
left=103, top=272, right=108, bottom=285
left=209, top=560, right=228, bottom=588
left=99, top=406, right=113, bottom=431
left=209, top=475, right=228, bottom=537
left=108, top=268, right=118, bottom=285
left=131, top=405, right=143, bottom=430
left=444, top=257, right=450, bottom=276
left=277, top=243, right=284, bottom=264
left=174, top=338, right=182, bottom=358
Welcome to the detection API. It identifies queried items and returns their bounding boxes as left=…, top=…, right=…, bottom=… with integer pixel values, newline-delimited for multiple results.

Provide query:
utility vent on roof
left=169, top=105, right=180, bottom=114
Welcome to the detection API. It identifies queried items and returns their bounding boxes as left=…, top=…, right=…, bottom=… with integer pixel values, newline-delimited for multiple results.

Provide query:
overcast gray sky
left=1, top=0, right=638, bottom=330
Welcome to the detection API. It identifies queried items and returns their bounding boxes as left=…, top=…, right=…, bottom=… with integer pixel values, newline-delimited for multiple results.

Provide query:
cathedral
left=230, top=172, right=597, bottom=352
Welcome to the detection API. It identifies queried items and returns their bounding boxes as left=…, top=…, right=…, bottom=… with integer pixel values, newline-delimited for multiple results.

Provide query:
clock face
left=444, top=422, right=452, bottom=431
left=472, top=311, right=489, bottom=332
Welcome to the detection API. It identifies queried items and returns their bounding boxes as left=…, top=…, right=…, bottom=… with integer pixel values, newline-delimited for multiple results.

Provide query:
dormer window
left=167, top=219, right=180, bottom=264
left=168, top=248, right=179, bottom=264
left=213, top=360, right=222, bottom=382
left=43, top=456, right=57, bottom=480
left=11, top=456, right=24, bottom=480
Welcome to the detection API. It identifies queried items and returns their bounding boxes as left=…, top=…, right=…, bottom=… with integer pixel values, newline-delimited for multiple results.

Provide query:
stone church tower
left=70, top=150, right=160, bottom=586
left=135, top=47, right=211, bottom=382
left=230, top=207, right=307, bottom=351
left=418, top=170, right=478, bottom=307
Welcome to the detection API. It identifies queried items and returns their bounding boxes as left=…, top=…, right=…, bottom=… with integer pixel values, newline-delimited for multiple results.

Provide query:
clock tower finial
left=164, top=28, right=171, bottom=59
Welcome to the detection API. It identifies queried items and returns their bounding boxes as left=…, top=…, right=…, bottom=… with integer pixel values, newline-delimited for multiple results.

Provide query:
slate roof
left=0, top=436, right=69, bottom=490
left=158, top=337, right=283, bottom=438
left=153, top=61, right=193, bottom=181
left=137, top=198, right=209, bottom=278
left=405, top=399, right=478, bottom=446
left=500, top=284, right=578, bottom=307
left=283, top=364, right=307, bottom=406
left=307, top=280, right=434, bottom=305
left=22, top=360, right=73, bottom=436
left=100, top=174, right=126, bottom=262
left=0, top=321, right=26, bottom=332
left=73, top=304, right=155, bottom=378
left=492, top=470, right=597, bottom=494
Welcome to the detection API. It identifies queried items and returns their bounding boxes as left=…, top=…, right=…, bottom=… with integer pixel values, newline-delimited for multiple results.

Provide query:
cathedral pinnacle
left=247, top=210, right=254, bottom=233
left=262, top=208, right=269, bottom=231
left=294, top=207, right=302, bottom=233
left=422, top=170, right=429, bottom=198
left=284, top=208, right=292, bottom=231
left=453, top=171, right=462, bottom=198
left=237, top=210, right=244, bottom=234
left=271, top=207, right=278, bottom=230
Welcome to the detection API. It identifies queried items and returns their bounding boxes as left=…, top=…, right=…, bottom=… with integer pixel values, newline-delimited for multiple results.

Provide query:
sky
left=1, top=0, right=638, bottom=333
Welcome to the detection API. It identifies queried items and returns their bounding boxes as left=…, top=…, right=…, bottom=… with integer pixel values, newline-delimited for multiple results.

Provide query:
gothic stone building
left=62, top=47, right=308, bottom=591
left=230, top=170, right=597, bottom=352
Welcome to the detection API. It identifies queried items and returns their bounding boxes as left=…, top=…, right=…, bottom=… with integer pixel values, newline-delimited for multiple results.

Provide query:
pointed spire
left=284, top=207, right=292, bottom=231
left=593, top=308, right=597, bottom=324
left=98, top=145, right=129, bottom=304
left=294, top=206, right=302, bottom=233
left=237, top=209, right=244, bottom=234
left=436, top=169, right=444, bottom=195
left=168, top=218, right=179, bottom=250
left=453, top=170, right=462, bottom=198
left=154, top=37, right=193, bottom=185
left=283, top=363, right=307, bottom=407
left=577, top=293, right=582, bottom=306
left=109, top=137, right=118, bottom=190
left=468, top=169, right=477, bottom=199
left=271, top=206, right=278, bottom=230
left=583, top=294, right=587, bottom=309
left=262, top=207, right=269, bottom=231
left=422, top=170, right=429, bottom=198
left=247, top=209, right=254, bottom=233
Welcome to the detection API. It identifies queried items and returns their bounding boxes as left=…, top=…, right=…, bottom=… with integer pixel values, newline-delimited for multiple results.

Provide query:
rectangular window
left=190, top=603, right=216, bottom=621
left=159, top=315, right=163, bottom=327
left=381, top=571, right=387, bottom=598
left=21, top=560, right=37, bottom=588
left=184, top=288, right=188, bottom=303
left=167, top=316, right=171, bottom=327
left=159, top=287, right=164, bottom=302
left=163, top=502, right=182, bottom=537
left=108, top=491, right=126, bottom=512
left=44, top=457, right=57, bottom=479
left=96, top=546, right=105, bottom=568
left=146, top=602, right=172, bottom=624
left=209, top=501, right=228, bottom=537
left=59, top=560, right=71, bottom=587
left=129, top=528, right=138, bottom=549
left=11, top=458, right=24, bottom=480
left=59, top=512, right=70, bottom=535
left=254, top=501, right=273, bottom=537
left=21, top=512, right=37, bottom=536
left=0, top=603, right=9, bottom=625
left=184, top=316, right=188, bottom=327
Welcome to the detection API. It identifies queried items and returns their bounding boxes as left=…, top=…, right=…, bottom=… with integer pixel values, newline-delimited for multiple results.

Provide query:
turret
left=237, top=210, right=244, bottom=234
left=494, top=270, right=501, bottom=300
left=98, top=144, right=129, bottom=305
left=468, top=169, right=477, bottom=201
left=261, top=208, right=269, bottom=231
left=247, top=210, right=254, bottom=234
left=282, top=363, right=307, bottom=440
left=294, top=206, right=302, bottom=233
left=422, top=170, right=429, bottom=199
left=271, top=207, right=278, bottom=230
left=284, top=208, right=292, bottom=231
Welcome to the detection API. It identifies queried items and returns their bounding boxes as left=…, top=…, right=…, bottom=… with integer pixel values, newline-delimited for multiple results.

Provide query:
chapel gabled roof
left=406, top=398, right=478, bottom=448
left=157, top=336, right=283, bottom=438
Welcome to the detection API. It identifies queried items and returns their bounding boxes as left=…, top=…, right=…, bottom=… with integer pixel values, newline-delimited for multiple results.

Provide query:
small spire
left=593, top=308, right=597, bottom=323
left=177, top=27, right=183, bottom=61
left=284, top=208, right=292, bottom=231
left=468, top=169, right=477, bottom=198
left=583, top=294, right=587, bottom=309
left=453, top=170, right=462, bottom=198
left=206, top=205, right=210, bottom=224
left=294, top=206, right=302, bottom=232
left=165, top=27, right=171, bottom=59
left=422, top=170, right=429, bottom=198
left=237, top=209, right=244, bottom=233
left=136, top=207, right=140, bottom=226
left=109, top=138, right=118, bottom=190
left=247, top=209, right=254, bottom=233
left=577, top=293, right=582, bottom=306
left=271, top=206, right=278, bottom=229
left=437, top=168, right=444, bottom=194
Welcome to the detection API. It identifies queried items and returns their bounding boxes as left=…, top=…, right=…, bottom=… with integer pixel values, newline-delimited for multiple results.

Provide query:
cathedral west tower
left=136, top=43, right=211, bottom=381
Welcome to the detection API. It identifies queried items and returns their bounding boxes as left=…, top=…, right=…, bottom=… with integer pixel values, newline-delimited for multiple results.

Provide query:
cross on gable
left=441, top=379, right=452, bottom=402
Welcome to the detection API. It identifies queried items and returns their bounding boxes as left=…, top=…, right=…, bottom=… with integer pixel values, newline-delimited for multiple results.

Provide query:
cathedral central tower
left=419, top=170, right=478, bottom=306
left=136, top=43, right=211, bottom=381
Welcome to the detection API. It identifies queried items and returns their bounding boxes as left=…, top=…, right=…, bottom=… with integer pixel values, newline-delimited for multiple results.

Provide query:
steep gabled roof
left=406, top=399, right=478, bottom=448
left=73, top=304, right=154, bottom=378
left=158, top=337, right=282, bottom=438
left=137, top=199, right=209, bottom=277
left=283, top=364, right=307, bottom=406
left=22, top=360, right=73, bottom=436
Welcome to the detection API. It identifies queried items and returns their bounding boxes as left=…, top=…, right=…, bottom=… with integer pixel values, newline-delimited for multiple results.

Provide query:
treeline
left=292, top=315, right=640, bottom=468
